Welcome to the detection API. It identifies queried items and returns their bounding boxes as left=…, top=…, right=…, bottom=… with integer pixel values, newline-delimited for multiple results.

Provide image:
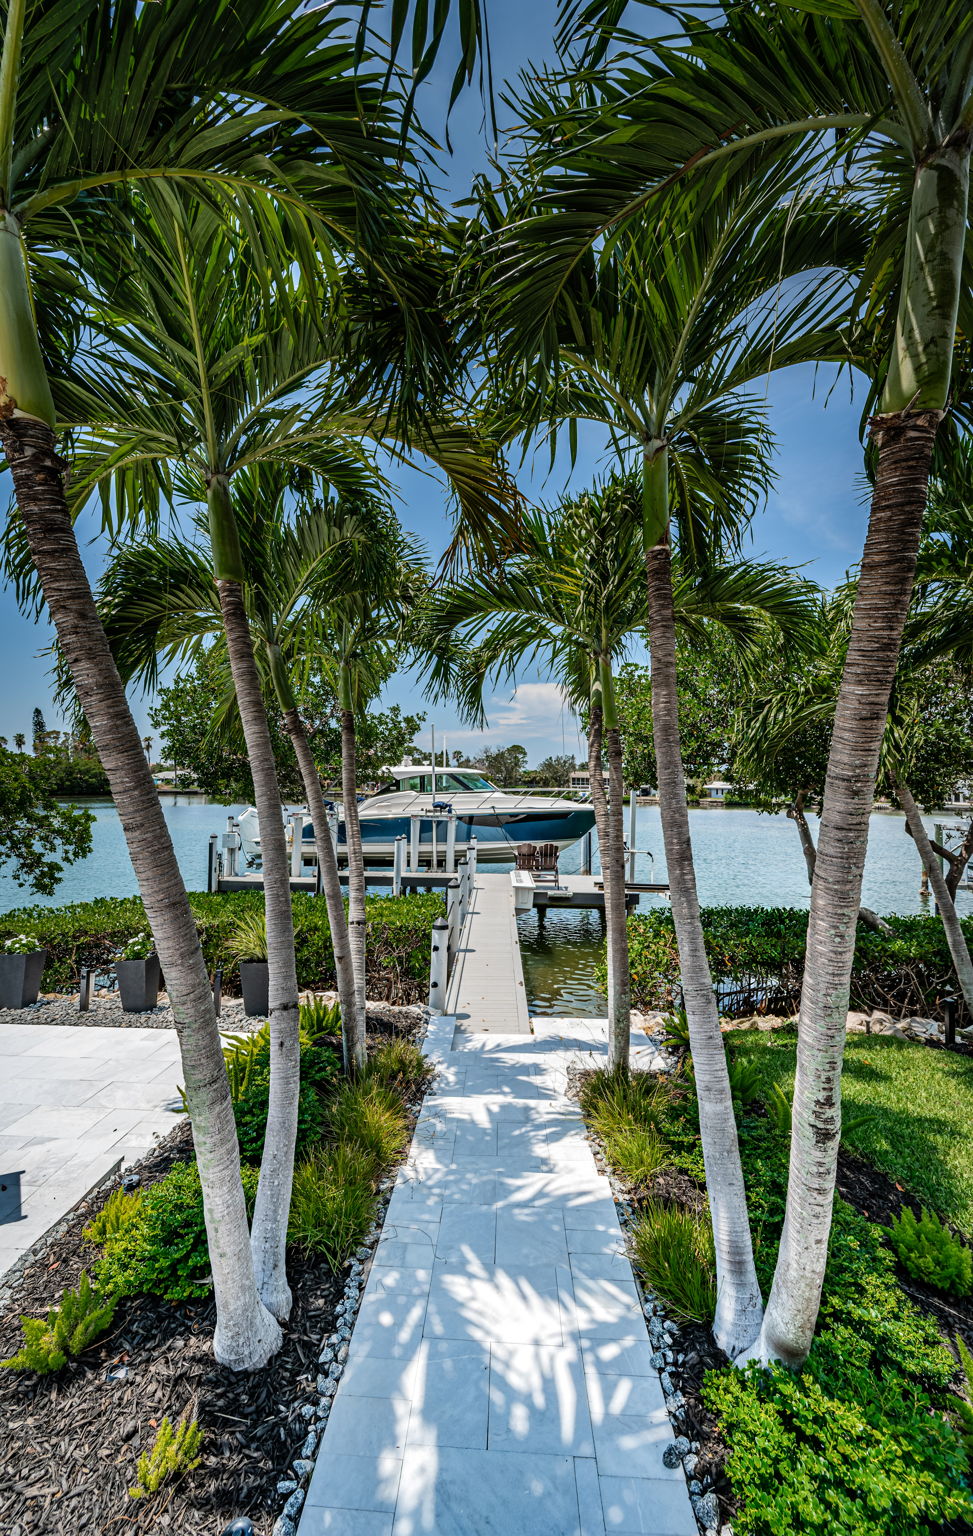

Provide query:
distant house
left=569, top=769, right=610, bottom=792
left=703, top=778, right=733, bottom=802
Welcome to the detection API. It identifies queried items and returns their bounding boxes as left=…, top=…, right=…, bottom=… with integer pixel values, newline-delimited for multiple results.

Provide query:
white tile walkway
left=300, top=1013, right=697, bottom=1536
left=0, top=1021, right=184, bottom=1278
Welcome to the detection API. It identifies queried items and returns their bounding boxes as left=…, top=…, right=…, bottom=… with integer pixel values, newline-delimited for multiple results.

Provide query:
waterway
left=2, top=799, right=969, bottom=1018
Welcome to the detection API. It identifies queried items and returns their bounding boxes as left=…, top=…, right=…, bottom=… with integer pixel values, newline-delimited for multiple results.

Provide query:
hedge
left=0, top=891, right=444, bottom=1005
left=618, top=905, right=971, bottom=1021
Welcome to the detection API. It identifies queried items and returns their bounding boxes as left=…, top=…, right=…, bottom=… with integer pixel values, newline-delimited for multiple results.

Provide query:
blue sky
left=0, top=1, right=872, bottom=759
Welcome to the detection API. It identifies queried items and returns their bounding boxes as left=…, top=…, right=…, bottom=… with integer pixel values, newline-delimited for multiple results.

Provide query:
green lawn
left=730, top=1029, right=973, bottom=1237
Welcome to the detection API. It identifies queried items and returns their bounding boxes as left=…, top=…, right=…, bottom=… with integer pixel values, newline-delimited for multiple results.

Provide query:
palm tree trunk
left=340, top=704, right=367, bottom=1072
left=789, top=791, right=890, bottom=935
left=645, top=531, right=764, bottom=1359
left=601, top=666, right=632, bottom=1068
left=215, top=566, right=300, bottom=1324
left=1, top=415, right=279, bottom=1370
left=587, top=701, right=621, bottom=1049
left=754, top=408, right=941, bottom=1368
left=896, top=776, right=973, bottom=1014
left=280, top=700, right=358, bottom=1068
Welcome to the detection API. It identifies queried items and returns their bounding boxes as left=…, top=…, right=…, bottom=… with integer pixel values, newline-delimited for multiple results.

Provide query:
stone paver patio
left=300, top=1013, right=696, bottom=1536
left=0, top=1021, right=184, bottom=1278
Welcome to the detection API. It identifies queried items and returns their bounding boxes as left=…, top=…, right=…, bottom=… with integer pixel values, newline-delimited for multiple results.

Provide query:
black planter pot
left=0, top=949, right=47, bottom=1009
left=116, top=954, right=161, bottom=1012
left=239, top=960, right=270, bottom=1017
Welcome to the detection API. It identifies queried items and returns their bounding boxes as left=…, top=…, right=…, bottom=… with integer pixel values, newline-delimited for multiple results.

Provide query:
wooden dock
left=446, top=874, right=532, bottom=1035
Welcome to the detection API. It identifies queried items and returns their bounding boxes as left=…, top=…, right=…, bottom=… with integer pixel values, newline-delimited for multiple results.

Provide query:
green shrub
left=93, top=1160, right=259, bottom=1301
left=619, top=905, right=969, bottom=1020
left=726, top=1055, right=763, bottom=1112
left=952, top=1335, right=973, bottom=1469
left=231, top=1029, right=341, bottom=1163
left=299, top=995, right=342, bottom=1037
left=326, top=1080, right=409, bottom=1171
left=578, top=1067, right=666, bottom=1135
left=630, top=1200, right=716, bottom=1323
left=705, top=1362, right=973, bottom=1536
left=1, top=1271, right=116, bottom=1374
left=660, top=1009, right=691, bottom=1050
left=889, top=1206, right=972, bottom=1296
left=83, top=1186, right=143, bottom=1245
left=0, top=890, right=443, bottom=1001
left=225, top=908, right=271, bottom=962
left=364, top=1037, right=432, bottom=1091
left=764, top=1083, right=879, bottom=1148
left=601, top=1124, right=669, bottom=1187
left=129, top=1411, right=203, bottom=1499
left=288, top=1144, right=377, bottom=1270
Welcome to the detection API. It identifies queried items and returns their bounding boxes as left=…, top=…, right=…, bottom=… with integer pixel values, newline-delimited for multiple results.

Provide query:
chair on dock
left=515, top=843, right=537, bottom=870
left=533, top=843, right=560, bottom=885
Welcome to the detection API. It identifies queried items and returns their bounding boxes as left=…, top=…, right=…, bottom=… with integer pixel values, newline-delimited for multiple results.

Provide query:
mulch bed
left=0, top=1025, right=429, bottom=1536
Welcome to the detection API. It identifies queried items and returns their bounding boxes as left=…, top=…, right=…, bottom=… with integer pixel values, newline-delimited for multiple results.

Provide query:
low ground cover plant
left=0, top=890, right=444, bottom=1001
left=578, top=1054, right=973, bottom=1536
left=889, top=1207, right=972, bottom=1297
left=129, top=1411, right=203, bottom=1499
left=614, top=905, right=972, bottom=1021
left=1, top=1272, right=117, bottom=1374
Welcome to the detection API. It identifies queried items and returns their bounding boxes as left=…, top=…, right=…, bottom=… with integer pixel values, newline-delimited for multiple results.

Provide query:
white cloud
left=445, top=682, right=577, bottom=746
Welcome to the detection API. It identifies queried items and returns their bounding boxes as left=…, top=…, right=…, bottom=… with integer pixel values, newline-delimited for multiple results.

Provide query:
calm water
left=520, top=805, right=973, bottom=1017
left=0, top=797, right=245, bottom=914
left=3, top=800, right=968, bottom=1018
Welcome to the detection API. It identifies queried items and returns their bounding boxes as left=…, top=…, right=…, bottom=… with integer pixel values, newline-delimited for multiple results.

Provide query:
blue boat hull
left=303, top=806, right=596, bottom=860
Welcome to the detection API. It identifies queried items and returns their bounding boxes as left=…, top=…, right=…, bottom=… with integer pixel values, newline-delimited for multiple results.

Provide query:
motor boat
left=236, top=762, right=596, bottom=868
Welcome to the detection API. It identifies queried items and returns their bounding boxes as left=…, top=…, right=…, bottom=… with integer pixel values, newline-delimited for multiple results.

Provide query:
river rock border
left=577, top=1029, right=734, bottom=1536
left=264, top=1014, right=435, bottom=1536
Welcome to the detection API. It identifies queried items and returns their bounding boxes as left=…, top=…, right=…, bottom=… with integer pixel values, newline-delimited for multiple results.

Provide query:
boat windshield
left=370, top=770, right=499, bottom=796
left=448, top=772, right=497, bottom=791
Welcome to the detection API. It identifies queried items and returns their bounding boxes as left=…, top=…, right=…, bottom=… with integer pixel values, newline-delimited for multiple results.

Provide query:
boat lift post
left=207, top=834, right=219, bottom=894
left=628, top=790, right=638, bottom=883
left=445, top=812, right=457, bottom=874
left=223, top=816, right=240, bottom=878
left=392, top=835, right=406, bottom=895
left=409, top=814, right=421, bottom=873
left=580, top=828, right=592, bottom=875
left=289, top=812, right=303, bottom=879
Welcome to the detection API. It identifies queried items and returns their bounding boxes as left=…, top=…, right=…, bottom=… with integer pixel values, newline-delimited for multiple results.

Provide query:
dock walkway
left=446, top=873, right=531, bottom=1034
left=298, top=876, right=697, bottom=1536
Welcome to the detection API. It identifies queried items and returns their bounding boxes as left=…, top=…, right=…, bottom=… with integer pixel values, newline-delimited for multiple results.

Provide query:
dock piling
left=628, top=790, right=637, bottom=883
left=428, top=916, right=449, bottom=1014
left=392, top=835, right=405, bottom=896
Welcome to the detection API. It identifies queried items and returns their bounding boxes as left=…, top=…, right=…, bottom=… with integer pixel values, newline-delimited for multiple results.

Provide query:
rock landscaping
left=0, top=991, right=425, bottom=1033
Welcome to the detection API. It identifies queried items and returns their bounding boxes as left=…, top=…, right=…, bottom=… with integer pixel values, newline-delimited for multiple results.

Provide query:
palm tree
left=0, top=0, right=458, bottom=1365
left=429, top=477, right=817, bottom=1078
left=94, top=472, right=417, bottom=1073
left=13, top=733, right=24, bottom=751
left=0, top=0, right=390, bottom=1372
left=485, top=0, right=973, bottom=1369
left=478, top=145, right=856, bottom=1357
left=319, top=524, right=429, bottom=1068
